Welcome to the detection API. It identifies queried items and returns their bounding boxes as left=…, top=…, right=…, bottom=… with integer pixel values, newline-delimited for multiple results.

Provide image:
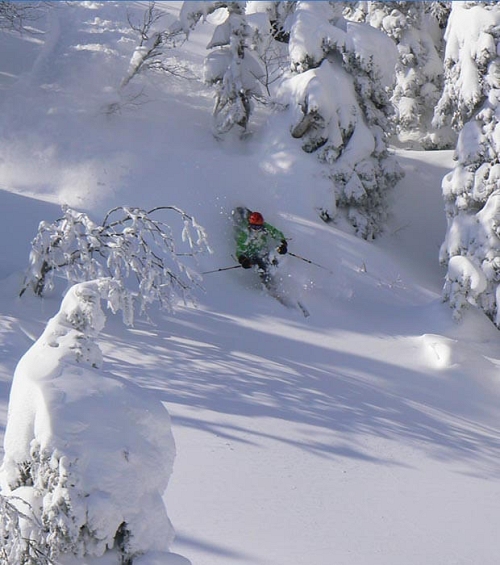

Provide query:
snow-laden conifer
left=432, top=2, right=499, bottom=140
left=279, top=1, right=403, bottom=239
left=0, top=279, right=182, bottom=564
left=349, top=2, right=445, bottom=148
left=439, top=3, right=500, bottom=325
left=246, top=1, right=295, bottom=44
left=177, top=1, right=266, bottom=135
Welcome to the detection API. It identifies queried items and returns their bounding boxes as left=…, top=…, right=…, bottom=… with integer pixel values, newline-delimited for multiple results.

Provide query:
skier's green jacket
left=236, top=221, right=286, bottom=260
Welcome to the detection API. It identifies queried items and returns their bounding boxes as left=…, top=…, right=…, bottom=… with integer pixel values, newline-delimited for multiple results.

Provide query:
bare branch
left=120, top=1, right=191, bottom=90
left=0, top=1, right=46, bottom=34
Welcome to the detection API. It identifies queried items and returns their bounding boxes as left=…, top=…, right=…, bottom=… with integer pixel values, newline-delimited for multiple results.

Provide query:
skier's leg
left=256, top=256, right=275, bottom=287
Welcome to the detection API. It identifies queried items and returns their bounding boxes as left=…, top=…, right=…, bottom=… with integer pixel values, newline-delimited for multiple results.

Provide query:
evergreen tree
left=177, top=1, right=266, bottom=135
left=432, top=2, right=498, bottom=138
left=426, top=1, right=452, bottom=31
left=280, top=1, right=403, bottom=239
left=246, top=1, right=295, bottom=43
left=438, top=3, right=500, bottom=325
left=350, top=2, right=445, bottom=148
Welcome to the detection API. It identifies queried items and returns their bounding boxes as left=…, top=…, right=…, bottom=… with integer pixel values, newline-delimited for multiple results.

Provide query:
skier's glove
left=238, top=255, right=252, bottom=269
left=277, top=240, right=288, bottom=255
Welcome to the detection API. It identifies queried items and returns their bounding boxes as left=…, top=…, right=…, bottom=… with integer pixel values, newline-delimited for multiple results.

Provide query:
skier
left=235, top=210, right=288, bottom=284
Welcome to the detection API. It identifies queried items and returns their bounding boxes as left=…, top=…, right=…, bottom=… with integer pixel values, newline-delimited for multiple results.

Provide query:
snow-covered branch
left=21, top=205, right=211, bottom=323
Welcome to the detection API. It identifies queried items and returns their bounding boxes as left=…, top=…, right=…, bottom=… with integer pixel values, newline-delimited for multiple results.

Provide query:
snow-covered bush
left=350, top=2, right=445, bottom=147
left=20, top=205, right=210, bottom=323
left=176, top=1, right=266, bottom=135
left=280, top=1, right=403, bottom=239
left=439, top=4, right=500, bottom=326
left=0, top=279, right=184, bottom=564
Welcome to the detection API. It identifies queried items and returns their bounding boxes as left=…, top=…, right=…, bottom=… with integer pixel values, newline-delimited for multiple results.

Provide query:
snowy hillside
left=1, top=3, right=500, bottom=565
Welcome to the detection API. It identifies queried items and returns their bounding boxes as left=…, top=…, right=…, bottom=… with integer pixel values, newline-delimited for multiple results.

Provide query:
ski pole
left=288, top=252, right=333, bottom=273
left=202, top=264, right=242, bottom=275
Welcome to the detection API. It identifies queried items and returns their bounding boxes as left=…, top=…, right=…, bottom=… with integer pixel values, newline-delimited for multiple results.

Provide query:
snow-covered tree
left=103, top=2, right=192, bottom=115
left=0, top=279, right=188, bottom=564
left=244, top=2, right=295, bottom=96
left=438, top=3, right=500, bottom=326
left=20, top=205, right=210, bottom=323
left=176, top=1, right=266, bottom=135
left=349, top=2, right=445, bottom=147
left=279, top=1, right=403, bottom=239
left=432, top=2, right=499, bottom=139
left=246, top=1, right=295, bottom=44
left=120, top=2, right=188, bottom=90
left=426, top=1, right=452, bottom=31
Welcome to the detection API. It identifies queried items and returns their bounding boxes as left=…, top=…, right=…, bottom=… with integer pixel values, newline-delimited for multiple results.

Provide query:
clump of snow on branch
left=439, top=3, right=500, bottom=326
left=0, top=279, right=181, bottom=564
left=279, top=1, right=403, bottom=239
left=21, top=205, right=211, bottom=323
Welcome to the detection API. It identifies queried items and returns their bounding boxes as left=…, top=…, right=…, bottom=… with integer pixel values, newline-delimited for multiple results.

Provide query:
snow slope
left=1, top=3, right=500, bottom=565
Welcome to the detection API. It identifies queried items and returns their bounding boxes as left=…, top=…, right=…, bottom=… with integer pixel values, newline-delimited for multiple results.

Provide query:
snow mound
left=420, top=333, right=456, bottom=369
left=0, top=279, right=179, bottom=563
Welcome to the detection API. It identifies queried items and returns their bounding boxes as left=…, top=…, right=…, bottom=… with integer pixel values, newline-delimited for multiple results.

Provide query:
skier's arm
left=236, top=230, right=249, bottom=257
left=236, top=230, right=252, bottom=266
left=265, top=223, right=287, bottom=254
left=264, top=223, right=286, bottom=241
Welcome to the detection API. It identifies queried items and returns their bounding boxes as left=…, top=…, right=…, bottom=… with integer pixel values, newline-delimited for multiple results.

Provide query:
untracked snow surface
left=1, top=3, right=500, bottom=565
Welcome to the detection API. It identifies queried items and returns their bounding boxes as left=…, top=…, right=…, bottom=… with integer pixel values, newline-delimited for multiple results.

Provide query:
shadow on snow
left=103, top=305, right=500, bottom=479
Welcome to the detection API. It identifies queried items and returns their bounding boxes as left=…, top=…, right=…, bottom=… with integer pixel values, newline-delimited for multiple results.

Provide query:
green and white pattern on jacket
left=236, top=223, right=285, bottom=259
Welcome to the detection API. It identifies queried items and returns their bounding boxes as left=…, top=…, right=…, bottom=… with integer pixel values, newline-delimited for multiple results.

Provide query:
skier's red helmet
left=248, top=211, right=264, bottom=226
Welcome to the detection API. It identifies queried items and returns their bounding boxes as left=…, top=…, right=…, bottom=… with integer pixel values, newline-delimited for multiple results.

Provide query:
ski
left=296, top=300, right=310, bottom=318
left=262, top=279, right=310, bottom=318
